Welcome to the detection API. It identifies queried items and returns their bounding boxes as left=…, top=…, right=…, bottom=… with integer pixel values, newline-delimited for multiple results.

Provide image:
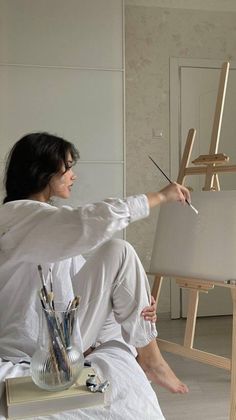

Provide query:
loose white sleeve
left=3, top=195, right=149, bottom=264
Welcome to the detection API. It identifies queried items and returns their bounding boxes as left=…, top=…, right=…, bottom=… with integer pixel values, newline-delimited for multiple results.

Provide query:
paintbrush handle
left=148, top=155, right=198, bottom=214
left=148, top=156, right=172, bottom=183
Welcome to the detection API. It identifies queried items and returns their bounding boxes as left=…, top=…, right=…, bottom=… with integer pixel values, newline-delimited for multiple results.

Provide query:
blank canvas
left=149, top=191, right=236, bottom=282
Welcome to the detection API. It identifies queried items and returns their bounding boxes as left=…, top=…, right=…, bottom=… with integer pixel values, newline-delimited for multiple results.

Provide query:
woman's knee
left=100, top=238, right=135, bottom=259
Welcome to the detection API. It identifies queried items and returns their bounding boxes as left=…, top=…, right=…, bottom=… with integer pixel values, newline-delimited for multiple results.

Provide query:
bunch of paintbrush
left=37, top=265, right=80, bottom=383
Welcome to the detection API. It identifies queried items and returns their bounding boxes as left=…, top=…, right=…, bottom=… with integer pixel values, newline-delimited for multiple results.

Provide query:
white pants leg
left=72, top=239, right=157, bottom=352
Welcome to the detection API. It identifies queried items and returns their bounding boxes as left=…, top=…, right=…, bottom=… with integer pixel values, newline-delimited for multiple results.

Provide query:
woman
left=0, top=132, right=190, bottom=395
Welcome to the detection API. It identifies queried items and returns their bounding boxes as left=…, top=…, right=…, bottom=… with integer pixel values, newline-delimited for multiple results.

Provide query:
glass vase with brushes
left=31, top=266, right=84, bottom=391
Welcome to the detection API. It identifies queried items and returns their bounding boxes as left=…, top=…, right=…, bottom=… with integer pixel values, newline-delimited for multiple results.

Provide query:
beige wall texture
left=125, top=5, right=236, bottom=313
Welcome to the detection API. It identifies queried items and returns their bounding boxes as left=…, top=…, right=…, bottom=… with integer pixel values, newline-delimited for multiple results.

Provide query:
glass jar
left=31, top=302, right=84, bottom=391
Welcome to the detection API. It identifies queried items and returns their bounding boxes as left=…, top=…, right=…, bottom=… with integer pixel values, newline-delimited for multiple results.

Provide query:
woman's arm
left=3, top=183, right=190, bottom=264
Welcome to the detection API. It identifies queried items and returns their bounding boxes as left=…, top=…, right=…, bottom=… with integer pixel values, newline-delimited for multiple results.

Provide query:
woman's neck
left=28, top=187, right=50, bottom=203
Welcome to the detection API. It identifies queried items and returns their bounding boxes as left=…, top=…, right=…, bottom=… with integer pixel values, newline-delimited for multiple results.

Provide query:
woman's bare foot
left=137, top=355, right=188, bottom=393
left=136, top=340, right=189, bottom=394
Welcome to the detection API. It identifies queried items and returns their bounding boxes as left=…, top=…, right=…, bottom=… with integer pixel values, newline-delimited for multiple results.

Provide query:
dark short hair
left=3, top=132, right=80, bottom=203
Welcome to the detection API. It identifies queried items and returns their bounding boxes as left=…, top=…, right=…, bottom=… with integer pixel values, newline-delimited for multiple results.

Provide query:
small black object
left=86, top=374, right=97, bottom=388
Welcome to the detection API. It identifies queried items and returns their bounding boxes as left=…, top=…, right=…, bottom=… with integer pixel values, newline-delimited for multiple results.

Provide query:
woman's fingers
left=141, top=296, right=157, bottom=323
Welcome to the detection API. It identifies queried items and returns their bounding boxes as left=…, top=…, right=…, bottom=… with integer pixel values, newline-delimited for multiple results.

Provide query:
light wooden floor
left=152, top=316, right=232, bottom=420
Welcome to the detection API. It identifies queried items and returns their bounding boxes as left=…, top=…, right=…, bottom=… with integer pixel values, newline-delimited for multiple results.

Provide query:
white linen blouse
left=0, top=195, right=149, bottom=361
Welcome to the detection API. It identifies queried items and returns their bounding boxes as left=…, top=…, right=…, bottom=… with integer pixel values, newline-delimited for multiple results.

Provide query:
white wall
left=0, top=0, right=124, bottom=206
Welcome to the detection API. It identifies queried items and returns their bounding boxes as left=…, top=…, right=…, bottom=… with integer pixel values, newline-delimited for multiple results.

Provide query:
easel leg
left=230, top=288, right=236, bottom=420
left=151, top=275, right=163, bottom=304
left=184, top=289, right=199, bottom=348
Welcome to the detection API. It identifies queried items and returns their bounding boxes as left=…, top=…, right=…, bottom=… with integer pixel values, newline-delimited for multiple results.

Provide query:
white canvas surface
left=150, top=191, right=236, bottom=282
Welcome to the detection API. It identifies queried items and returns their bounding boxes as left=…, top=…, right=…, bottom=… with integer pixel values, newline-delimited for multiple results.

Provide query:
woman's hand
left=141, top=296, right=157, bottom=323
left=146, top=182, right=191, bottom=208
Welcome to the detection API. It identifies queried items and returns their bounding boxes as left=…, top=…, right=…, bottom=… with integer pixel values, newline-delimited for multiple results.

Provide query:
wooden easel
left=151, top=62, right=236, bottom=420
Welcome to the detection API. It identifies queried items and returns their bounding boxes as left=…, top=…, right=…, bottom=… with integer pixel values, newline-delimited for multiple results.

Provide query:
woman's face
left=49, top=153, right=76, bottom=199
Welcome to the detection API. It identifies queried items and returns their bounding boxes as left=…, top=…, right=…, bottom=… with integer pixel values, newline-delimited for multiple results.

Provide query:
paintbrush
left=49, top=267, right=55, bottom=310
left=37, top=265, right=50, bottom=302
left=148, top=155, right=198, bottom=215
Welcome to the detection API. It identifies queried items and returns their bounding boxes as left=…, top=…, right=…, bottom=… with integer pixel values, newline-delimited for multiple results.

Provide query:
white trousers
left=72, top=239, right=157, bottom=352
